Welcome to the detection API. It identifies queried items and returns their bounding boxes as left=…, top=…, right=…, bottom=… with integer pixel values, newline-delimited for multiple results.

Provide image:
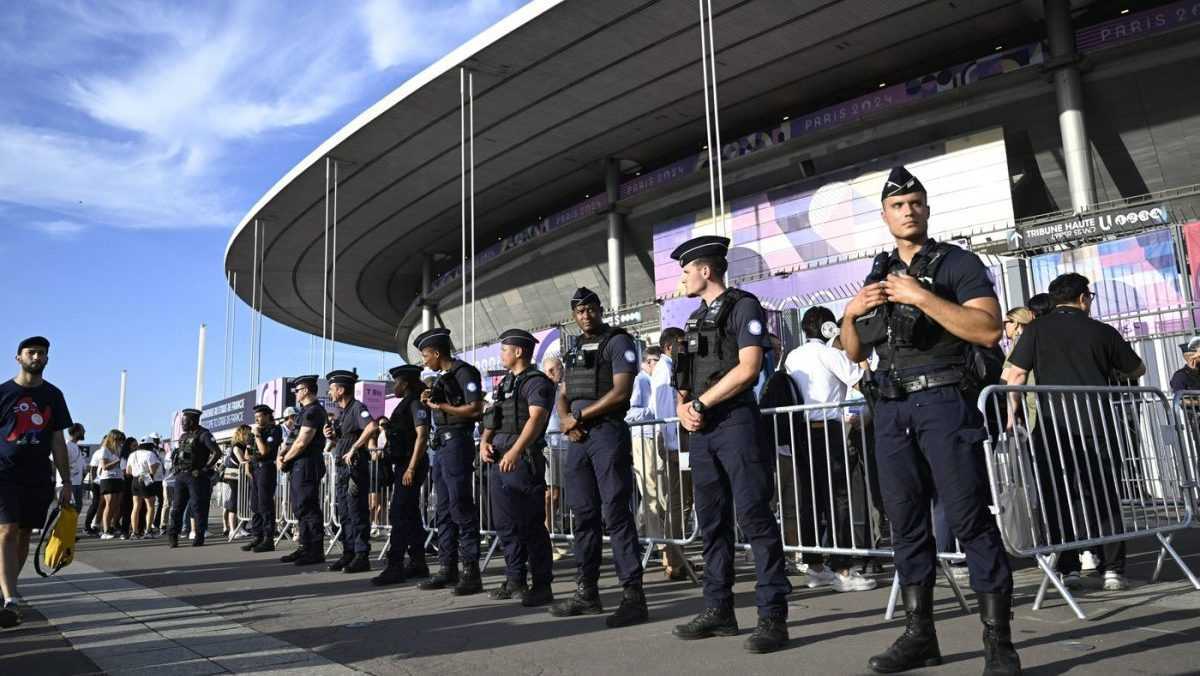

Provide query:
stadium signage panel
left=1015, top=204, right=1171, bottom=249
left=200, top=391, right=256, bottom=434
left=1076, top=1, right=1200, bottom=52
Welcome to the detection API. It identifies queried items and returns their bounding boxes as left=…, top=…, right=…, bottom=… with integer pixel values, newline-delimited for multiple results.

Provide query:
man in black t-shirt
left=242, top=404, right=282, bottom=553
left=276, top=375, right=329, bottom=566
left=0, top=336, right=73, bottom=628
left=325, top=370, right=378, bottom=574
left=1005, top=273, right=1144, bottom=591
left=480, top=329, right=556, bottom=607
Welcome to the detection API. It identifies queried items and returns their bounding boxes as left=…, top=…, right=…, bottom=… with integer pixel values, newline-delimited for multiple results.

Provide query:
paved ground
left=4, top=527, right=1200, bottom=675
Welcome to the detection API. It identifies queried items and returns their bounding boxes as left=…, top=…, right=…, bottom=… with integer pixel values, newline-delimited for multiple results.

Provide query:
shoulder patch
left=624, top=349, right=637, bottom=363
left=266, top=436, right=274, bottom=443
left=416, top=409, right=428, bottom=420
left=748, top=319, right=763, bottom=336
left=466, top=382, right=478, bottom=393
left=360, top=409, right=370, bottom=418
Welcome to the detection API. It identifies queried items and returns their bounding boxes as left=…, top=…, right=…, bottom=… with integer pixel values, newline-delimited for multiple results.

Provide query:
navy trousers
left=566, top=419, right=643, bottom=587
left=290, top=455, right=325, bottom=551
left=386, top=456, right=429, bottom=565
left=489, top=450, right=553, bottom=586
left=432, top=429, right=481, bottom=565
left=249, top=460, right=276, bottom=539
left=873, top=385, right=1012, bottom=594
left=335, top=456, right=372, bottom=555
left=169, top=471, right=213, bottom=538
left=690, top=404, right=790, bottom=618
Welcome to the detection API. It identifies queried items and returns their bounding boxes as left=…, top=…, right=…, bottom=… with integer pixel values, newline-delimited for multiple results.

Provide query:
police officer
left=167, top=408, right=221, bottom=548
left=412, top=328, right=485, bottom=596
left=664, top=237, right=790, bottom=653
left=479, top=329, right=556, bottom=607
left=550, top=287, right=648, bottom=628
left=840, top=166, right=1020, bottom=675
left=325, top=370, right=378, bottom=574
left=241, top=404, right=281, bottom=553
left=372, top=364, right=433, bottom=586
left=275, top=375, right=329, bottom=566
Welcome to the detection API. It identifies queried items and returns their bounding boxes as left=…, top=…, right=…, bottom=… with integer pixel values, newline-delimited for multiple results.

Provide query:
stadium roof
left=225, top=0, right=1100, bottom=353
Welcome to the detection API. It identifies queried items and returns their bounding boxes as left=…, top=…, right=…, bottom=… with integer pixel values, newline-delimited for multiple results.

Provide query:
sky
left=0, top=0, right=527, bottom=441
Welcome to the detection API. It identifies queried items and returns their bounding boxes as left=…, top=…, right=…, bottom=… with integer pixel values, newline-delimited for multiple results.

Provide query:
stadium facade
left=221, top=0, right=1200, bottom=403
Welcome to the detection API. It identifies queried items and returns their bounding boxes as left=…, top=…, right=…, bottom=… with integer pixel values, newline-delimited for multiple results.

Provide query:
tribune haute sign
left=1008, top=204, right=1171, bottom=250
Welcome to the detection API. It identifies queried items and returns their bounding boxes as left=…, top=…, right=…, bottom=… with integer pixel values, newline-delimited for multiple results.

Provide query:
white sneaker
left=100, top=533, right=115, bottom=540
left=833, top=571, right=878, bottom=592
left=1080, top=551, right=1098, bottom=572
left=189, top=531, right=197, bottom=540
left=370, top=527, right=381, bottom=537
left=1103, top=571, right=1129, bottom=591
left=1062, top=571, right=1084, bottom=589
left=806, top=567, right=839, bottom=588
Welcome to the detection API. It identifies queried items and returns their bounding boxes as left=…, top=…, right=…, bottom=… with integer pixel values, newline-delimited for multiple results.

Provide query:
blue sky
left=0, top=0, right=526, bottom=441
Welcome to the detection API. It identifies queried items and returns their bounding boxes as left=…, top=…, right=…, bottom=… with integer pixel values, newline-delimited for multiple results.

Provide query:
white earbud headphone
left=820, top=321, right=840, bottom=341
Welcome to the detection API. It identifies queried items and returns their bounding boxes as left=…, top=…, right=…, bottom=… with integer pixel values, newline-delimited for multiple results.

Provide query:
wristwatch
left=691, top=399, right=707, bottom=414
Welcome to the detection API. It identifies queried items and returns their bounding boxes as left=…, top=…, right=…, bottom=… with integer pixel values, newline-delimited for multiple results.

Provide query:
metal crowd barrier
left=1170, top=390, right=1200, bottom=509
left=980, top=384, right=1200, bottom=619
left=232, top=462, right=253, bottom=541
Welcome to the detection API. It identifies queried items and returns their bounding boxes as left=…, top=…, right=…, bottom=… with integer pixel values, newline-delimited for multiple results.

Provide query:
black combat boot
left=605, top=584, right=649, bottom=628
left=452, top=562, right=483, bottom=596
left=167, top=533, right=179, bottom=549
left=744, top=616, right=789, bottom=654
left=241, top=537, right=263, bottom=552
left=192, top=533, right=205, bottom=547
left=253, top=539, right=275, bottom=553
left=979, top=592, right=1022, bottom=676
left=372, top=562, right=407, bottom=587
left=280, top=548, right=305, bottom=563
left=549, top=581, right=604, bottom=617
left=488, top=578, right=528, bottom=600
left=868, top=585, right=942, bottom=674
left=418, top=565, right=459, bottom=590
left=404, top=558, right=430, bottom=580
left=293, top=548, right=326, bottom=566
left=521, top=583, right=554, bottom=607
left=327, top=551, right=354, bottom=572
left=673, top=607, right=739, bottom=639
left=343, top=553, right=371, bottom=574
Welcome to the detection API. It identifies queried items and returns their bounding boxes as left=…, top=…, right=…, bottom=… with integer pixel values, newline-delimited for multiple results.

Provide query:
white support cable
left=705, top=0, right=728, bottom=237
left=230, top=272, right=237, bottom=394
left=331, top=160, right=339, bottom=370
left=697, top=0, right=718, bottom=233
left=256, top=221, right=266, bottom=384
left=249, top=218, right=258, bottom=390
left=460, top=68, right=467, bottom=348
left=222, top=269, right=231, bottom=396
left=321, top=157, right=330, bottom=375
left=469, top=72, right=476, bottom=363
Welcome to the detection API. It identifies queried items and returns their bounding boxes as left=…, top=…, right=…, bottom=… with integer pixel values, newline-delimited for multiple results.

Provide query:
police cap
left=292, top=375, right=319, bottom=391
left=499, top=328, right=538, bottom=354
left=181, top=408, right=202, bottom=418
left=1180, top=336, right=1200, bottom=354
left=325, top=370, right=357, bottom=387
left=412, top=327, right=453, bottom=352
left=669, top=235, right=730, bottom=267
left=881, top=165, right=926, bottom=201
left=570, top=287, right=601, bottom=309
left=17, top=336, right=49, bottom=353
left=389, top=364, right=422, bottom=380
left=252, top=404, right=274, bottom=416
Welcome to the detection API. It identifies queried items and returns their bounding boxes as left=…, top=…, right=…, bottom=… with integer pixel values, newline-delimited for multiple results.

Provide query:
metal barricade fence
left=323, top=452, right=339, bottom=555
left=368, top=455, right=394, bottom=561
left=275, top=468, right=295, bottom=545
left=231, top=462, right=254, bottom=541
left=979, top=385, right=1199, bottom=619
left=1170, top=390, right=1200, bottom=512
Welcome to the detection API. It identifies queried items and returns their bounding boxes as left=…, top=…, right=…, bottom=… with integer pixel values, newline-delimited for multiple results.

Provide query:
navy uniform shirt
left=388, top=396, right=430, bottom=459
left=436, top=360, right=483, bottom=428
left=0, top=379, right=72, bottom=484
left=252, top=424, right=283, bottom=462
left=296, top=401, right=329, bottom=460
left=570, top=331, right=639, bottom=417
left=494, top=372, right=556, bottom=451
left=335, top=399, right=373, bottom=457
left=700, top=292, right=770, bottom=420
left=1170, top=366, right=1200, bottom=394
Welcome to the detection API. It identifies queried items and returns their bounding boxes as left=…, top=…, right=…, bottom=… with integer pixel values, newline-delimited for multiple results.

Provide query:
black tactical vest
left=387, top=390, right=423, bottom=464
left=173, top=426, right=213, bottom=472
left=494, top=369, right=553, bottom=436
left=674, top=287, right=756, bottom=397
left=564, top=326, right=629, bottom=404
left=431, top=360, right=481, bottom=428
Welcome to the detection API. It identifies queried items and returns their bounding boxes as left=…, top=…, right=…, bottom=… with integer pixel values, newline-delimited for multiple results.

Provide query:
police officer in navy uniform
left=241, top=404, right=281, bottom=553
left=666, top=237, right=791, bottom=654
left=479, top=329, right=556, bottom=607
left=372, top=364, right=433, bottom=586
left=550, top=287, right=648, bottom=628
left=412, top=328, right=486, bottom=596
left=840, top=167, right=1020, bottom=675
left=325, top=370, right=378, bottom=574
left=276, top=375, right=329, bottom=566
left=167, top=408, right=222, bottom=548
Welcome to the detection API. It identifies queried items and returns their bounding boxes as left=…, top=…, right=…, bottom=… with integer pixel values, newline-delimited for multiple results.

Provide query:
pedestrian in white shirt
left=59, top=423, right=87, bottom=512
left=91, top=430, right=126, bottom=539
left=126, top=438, right=162, bottom=538
left=646, top=328, right=689, bottom=578
left=781, top=306, right=874, bottom=593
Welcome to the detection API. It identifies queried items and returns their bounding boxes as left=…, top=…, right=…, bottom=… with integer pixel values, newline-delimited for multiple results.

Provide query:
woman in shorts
left=368, top=418, right=391, bottom=536
left=91, top=430, right=126, bottom=539
left=127, top=437, right=162, bottom=539
left=222, top=426, right=251, bottom=537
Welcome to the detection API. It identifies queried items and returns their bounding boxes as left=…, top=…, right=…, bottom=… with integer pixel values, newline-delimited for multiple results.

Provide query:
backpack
left=759, top=368, right=803, bottom=411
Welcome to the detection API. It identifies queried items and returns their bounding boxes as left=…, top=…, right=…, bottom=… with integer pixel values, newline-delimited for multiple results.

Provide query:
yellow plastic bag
left=35, top=504, right=78, bottom=577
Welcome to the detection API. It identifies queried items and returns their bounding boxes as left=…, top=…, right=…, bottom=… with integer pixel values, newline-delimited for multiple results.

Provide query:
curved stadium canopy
left=224, top=0, right=1096, bottom=356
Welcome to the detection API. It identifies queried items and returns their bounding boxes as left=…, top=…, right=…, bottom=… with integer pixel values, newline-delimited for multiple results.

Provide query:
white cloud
left=27, top=220, right=87, bottom=238
left=360, top=0, right=517, bottom=70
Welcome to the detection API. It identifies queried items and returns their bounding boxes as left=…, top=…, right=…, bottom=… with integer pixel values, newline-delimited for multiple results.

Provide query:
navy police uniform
left=561, top=289, right=644, bottom=591
left=382, top=365, right=431, bottom=573
left=287, top=376, right=329, bottom=558
left=415, top=330, right=483, bottom=570
left=328, top=370, right=375, bottom=560
left=168, top=409, right=221, bottom=545
left=248, top=405, right=281, bottom=543
left=669, top=239, right=791, bottom=622
left=484, top=330, right=556, bottom=596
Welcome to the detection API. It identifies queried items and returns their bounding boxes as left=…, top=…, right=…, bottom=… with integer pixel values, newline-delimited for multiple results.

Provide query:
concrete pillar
left=605, top=158, right=625, bottom=309
left=420, top=255, right=434, bottom=333
left=1045, top=0, right=1096, bottom=212
left=195, top=323, right=206, bottom=409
